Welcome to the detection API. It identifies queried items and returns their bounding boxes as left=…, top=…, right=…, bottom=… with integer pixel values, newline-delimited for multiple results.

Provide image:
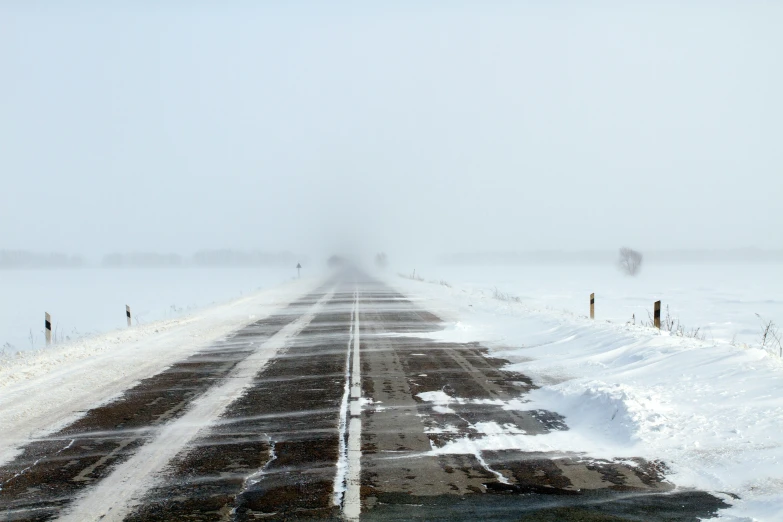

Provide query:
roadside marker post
left=297, top=263, right=302, bottom=279
left=590, top=293, right=595, bottom=319
left=654, top=300, right=661, bottom=329
left=45, top=312, right=52, bottom=346
left=126, top=305, right=132, bottom=327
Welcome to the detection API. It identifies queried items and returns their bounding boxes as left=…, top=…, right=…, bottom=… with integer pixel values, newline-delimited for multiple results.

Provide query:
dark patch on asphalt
left=389, top=336, right=563, bottom=440
left=362, top=489, right=728, bottom=521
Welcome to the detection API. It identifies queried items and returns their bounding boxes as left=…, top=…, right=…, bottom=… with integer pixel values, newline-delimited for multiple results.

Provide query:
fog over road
left=0, top=270, right=727, bottom=521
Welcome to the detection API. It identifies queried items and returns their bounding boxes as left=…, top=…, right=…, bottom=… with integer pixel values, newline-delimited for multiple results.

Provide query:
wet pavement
left=0, top=272, right=729, bottom=521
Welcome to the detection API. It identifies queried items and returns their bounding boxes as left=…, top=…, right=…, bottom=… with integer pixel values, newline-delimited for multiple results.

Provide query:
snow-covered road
left=0, top=271, right=736, bottom=521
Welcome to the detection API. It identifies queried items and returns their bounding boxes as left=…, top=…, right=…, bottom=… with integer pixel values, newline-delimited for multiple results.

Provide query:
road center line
left=55, top=290, right=335, bottom=522
left=333, top=290, right=356, bottom=506
left=350, top=289, right=362, bottom=401
left=343, top=287, right=362, bottom=520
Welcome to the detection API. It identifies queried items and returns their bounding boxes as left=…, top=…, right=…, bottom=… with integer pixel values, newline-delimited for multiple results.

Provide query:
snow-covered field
left=390, top=263, right=783, bottom=521
left=409, top=263, right=783, bottom=348
left=0, top=267, right=300, bottom=354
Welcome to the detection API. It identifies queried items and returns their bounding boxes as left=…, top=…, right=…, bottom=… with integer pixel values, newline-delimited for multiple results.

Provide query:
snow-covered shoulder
left=0, top=277, right=320, bottom=468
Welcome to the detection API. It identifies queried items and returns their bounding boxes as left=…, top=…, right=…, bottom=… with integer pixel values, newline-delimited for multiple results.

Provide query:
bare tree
left=618, top=247, right=643, bottom=276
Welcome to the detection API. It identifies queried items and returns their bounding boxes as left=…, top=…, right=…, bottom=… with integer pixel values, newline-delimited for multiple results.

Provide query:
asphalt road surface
left=0, top=271, right=728, bottom=521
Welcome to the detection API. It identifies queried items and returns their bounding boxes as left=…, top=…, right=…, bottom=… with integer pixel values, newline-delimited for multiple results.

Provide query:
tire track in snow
left=55, top=290, right=334, bottom=522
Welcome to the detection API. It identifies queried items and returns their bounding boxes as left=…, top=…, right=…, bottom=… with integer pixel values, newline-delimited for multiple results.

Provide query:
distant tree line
left=441, top=249, right=783, bottom=266
left=440, top=251, right=616, bottom=265
left=0, top=249, right=304, bottom=269
left=0, top=250, right=85, bottom=269
left=102, top=250, right=301, bottom=268
left=190, top=250, right=299, bottom=267
left=102, top=252, right=184, bottom=268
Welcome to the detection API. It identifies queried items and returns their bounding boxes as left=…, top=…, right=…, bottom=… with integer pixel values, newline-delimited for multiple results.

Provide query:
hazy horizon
left=1, top=246, right=781, bottom=270
left=2, top=2, right=781, bottom=261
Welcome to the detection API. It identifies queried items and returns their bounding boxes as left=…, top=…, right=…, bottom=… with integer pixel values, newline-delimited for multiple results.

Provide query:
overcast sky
left=1, top=1, right=781, bottom=260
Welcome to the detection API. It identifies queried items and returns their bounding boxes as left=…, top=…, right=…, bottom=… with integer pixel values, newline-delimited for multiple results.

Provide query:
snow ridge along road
left=0, top=271, right=731, bottom=521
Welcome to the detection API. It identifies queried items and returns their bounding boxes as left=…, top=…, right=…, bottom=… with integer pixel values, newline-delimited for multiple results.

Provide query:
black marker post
left=45, top=312, right=52, bottom=346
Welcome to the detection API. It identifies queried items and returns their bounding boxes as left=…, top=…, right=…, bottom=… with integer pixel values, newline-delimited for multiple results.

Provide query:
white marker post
left=45, top=312, right=52, bottom=346
left=126, top=305, right=132, bottom=327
